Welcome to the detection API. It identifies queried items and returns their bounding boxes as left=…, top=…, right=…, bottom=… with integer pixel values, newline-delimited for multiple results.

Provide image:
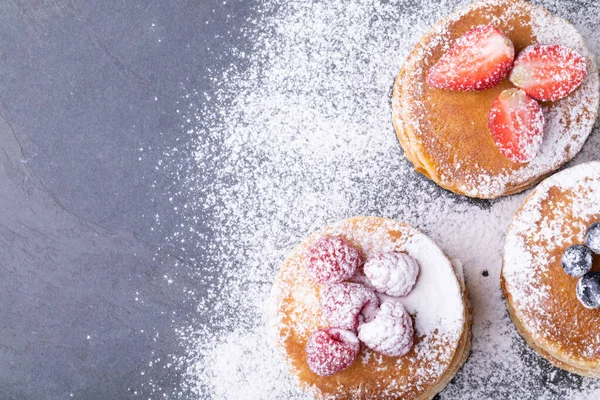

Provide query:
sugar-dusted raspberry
left=320, top=282, right=380, bottom=330
left=306, top=236, right=363, bottom=284
left=364, top=252, right=419, bottom=297
left=305, top=328, right=360, bottom=376
left=358, top=301, right=414, bottom=357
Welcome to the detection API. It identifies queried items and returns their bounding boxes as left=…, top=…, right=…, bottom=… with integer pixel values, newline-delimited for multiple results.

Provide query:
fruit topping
left=576, top=272, right=600, bottom=309
left=364, top=252, right=419, bottom=297
left=305, top=328, right=360, bottom=376
left=562, top=244, right=593, bottom=278
left=426, top=25, right=514, bottom=91
left=488, top=88, right=545, bottom=163
left=586, top=222, right=600, bottom=254
left=357, top=301, right=414, bottom=357
left=320, top=282, right=380, bottom=331
left=509, top=44, right=587, bottom=102
left=306, top=236, right=363, bottom=284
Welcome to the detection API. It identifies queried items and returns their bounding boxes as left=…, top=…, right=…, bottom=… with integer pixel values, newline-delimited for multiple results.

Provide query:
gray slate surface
left=0, top=1, right=256, bottom=399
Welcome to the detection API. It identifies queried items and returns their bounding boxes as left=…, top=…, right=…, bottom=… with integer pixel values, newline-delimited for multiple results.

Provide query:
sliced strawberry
left=509, top=44, right=587, bottom=102
left=426, top=25, right=514, bottom=91
left=488, top=89, right=545, bottom=163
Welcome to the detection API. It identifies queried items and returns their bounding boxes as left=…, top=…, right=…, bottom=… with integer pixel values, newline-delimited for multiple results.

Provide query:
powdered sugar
left=153, top=0, right=600, bottom=398
left=396, top=229, right=465, bottom=336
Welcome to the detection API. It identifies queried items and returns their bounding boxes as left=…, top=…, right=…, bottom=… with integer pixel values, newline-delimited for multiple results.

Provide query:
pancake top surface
left=394, top=0, right=599, bottom=198
left=503, top=162, right=600, bottom=366
left=270, top=216, right=466, bottom=399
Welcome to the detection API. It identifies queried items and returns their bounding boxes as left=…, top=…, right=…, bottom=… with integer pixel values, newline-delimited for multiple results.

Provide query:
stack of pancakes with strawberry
left=270, top=217, right=471, bottom=399
left=392, top=0, right=599, bottom=199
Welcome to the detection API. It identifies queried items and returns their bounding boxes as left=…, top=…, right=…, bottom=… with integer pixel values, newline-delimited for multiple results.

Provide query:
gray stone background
left=0, top=1, right=258, bottom=399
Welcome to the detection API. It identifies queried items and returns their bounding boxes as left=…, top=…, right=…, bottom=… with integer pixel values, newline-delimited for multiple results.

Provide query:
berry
left=357, top=301, right=414, bottom=357
left=488, top=88, right=545, bottom=163
left=509, top=44, right=587, bottom=102
left=364, top=252, right=419, bottom=297
left=320, top=282, right=379, bottom=330
left=306, top=236, right=363, bottom=284
left=305, top=328, right=360, bottom=376
left=426, top=25, right=514, bottom=91
left=561, top=244, right=592, bottom=278
left=585, top=222, right=600, bottom=254
left=576, top=272, right=600, bottom=309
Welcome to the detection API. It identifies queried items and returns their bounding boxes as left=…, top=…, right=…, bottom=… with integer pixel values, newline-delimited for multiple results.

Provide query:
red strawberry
left=488, top=89, right=545, bottom=163
left=509, top=44, right=587, bottom=102
left=306, top=236, right=362, bottom=284
left=426, top=25, right=514, bottom=91
left=305, top=328, right=360, bottom=376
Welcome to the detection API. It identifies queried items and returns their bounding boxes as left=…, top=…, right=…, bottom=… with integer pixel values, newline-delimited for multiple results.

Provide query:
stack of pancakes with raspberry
left=270, top=217, right=470, bottom=399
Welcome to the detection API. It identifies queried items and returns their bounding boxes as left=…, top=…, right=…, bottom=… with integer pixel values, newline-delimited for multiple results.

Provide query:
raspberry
left=364, top=252, right=419, bottom=297
left=358, top=301, right=414, bottom=357
left=320, top=282, right=380, bottom=330
left=306, top=236, right=363, bottom=284
left=305, top=328, right=360, bottom=376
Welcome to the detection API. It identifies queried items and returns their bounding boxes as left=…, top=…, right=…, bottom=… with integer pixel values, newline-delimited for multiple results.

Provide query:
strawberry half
left=488, top=89, right=545, bottom=164
left=426, top=25, right=514, bottom=91
left=509, top=44, right=587, bottom=102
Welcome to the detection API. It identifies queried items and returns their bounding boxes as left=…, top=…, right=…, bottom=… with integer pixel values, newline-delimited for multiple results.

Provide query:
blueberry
left=561, top=245, right=592, bottom=277
left=576, top=272, right=600, bottom=309
left=586, top=222, right=600, bottom=254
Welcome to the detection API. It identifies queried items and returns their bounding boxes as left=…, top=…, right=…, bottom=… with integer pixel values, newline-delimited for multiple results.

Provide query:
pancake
left=269, top=216, right=472, bottom=399
left=502, top=162, right=600, bottom=377
left=392, top=0, right=600, bottom=199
